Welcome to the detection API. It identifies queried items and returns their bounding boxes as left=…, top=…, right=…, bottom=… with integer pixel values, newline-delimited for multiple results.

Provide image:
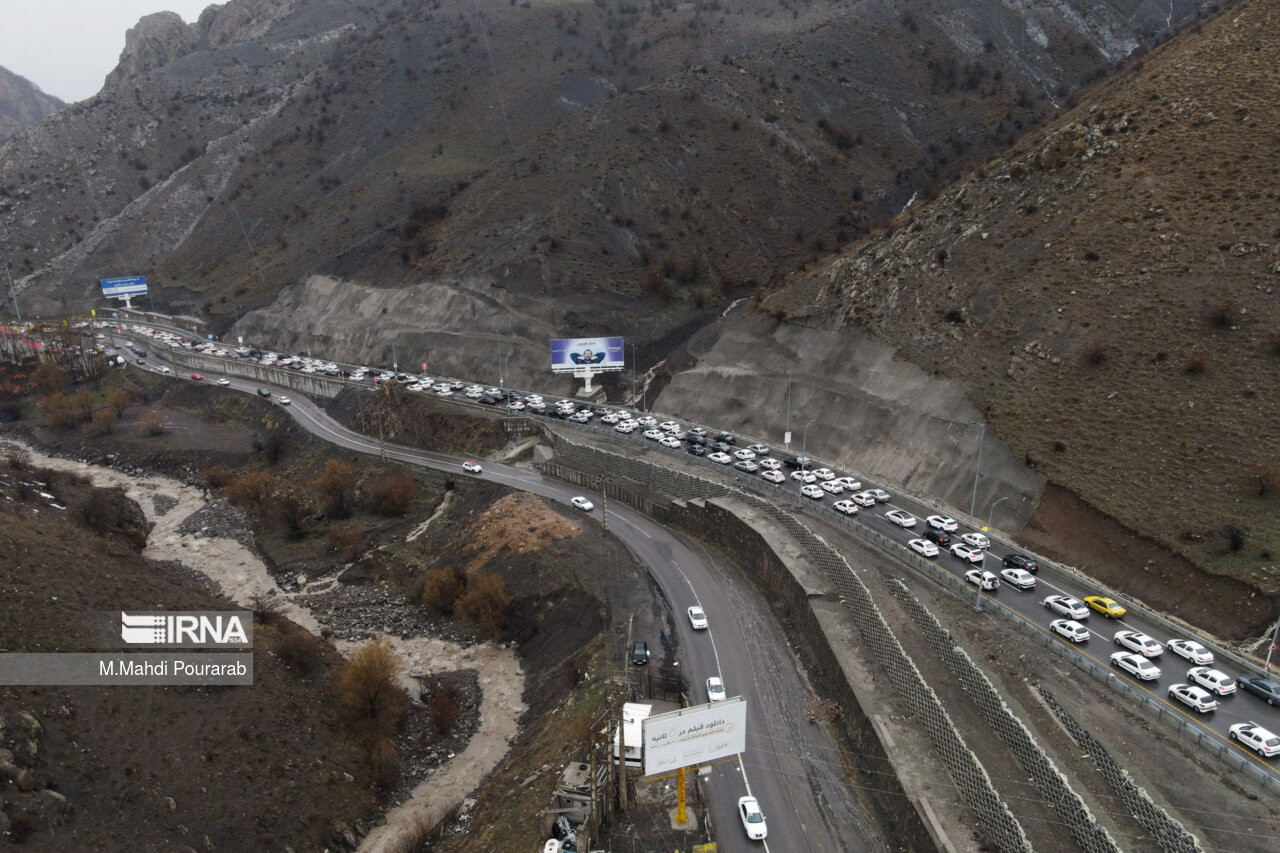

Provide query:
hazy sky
left=1, top=1, right=218, bottom=103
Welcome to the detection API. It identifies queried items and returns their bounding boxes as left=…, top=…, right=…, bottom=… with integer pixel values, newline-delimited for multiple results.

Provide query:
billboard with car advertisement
left=549, top=336, right=624, bottom=373
left=642, top=696, right=746, bottom=776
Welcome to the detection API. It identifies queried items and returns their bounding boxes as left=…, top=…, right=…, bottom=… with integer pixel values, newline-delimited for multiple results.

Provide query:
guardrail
left=117, top=318, right=1273, bottom=681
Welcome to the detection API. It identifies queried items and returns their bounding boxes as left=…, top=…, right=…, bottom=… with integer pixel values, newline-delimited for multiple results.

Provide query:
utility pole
left=4, top=263, right=20, bottom=322
left=969, top=422, right=986, bottom=519
left=617, top=711, right=628, bottom=811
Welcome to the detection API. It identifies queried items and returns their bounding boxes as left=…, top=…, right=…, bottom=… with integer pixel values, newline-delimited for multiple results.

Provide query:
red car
left=190, top=373, right=204, bottom=381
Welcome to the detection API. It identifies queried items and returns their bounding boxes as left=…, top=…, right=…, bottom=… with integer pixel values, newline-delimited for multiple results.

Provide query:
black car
left=1240, top=677, right=1280, bottom=706
left=632, top=641, right=650, bottom=666
left=715, top=432, right=737, bottom=445
left=256, top=388, right=271, bottom=397
left=686, top=444, right=707, bottom=456
left=478, top=395, right=499, bottom=405
left=784, top=455, right=813, bottom=470
left=684, top=433, right=707, bottom=445
left=708, top=441, right=733, bottom=454
left=923, top=528, right=951, bottom=547
left=1002, top=554, right=1038, bottom=574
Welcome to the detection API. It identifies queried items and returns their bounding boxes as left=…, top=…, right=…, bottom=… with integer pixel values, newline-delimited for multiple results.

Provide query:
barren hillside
left=0, top=67, right=63, bottom=141
left=1, top=0, right=1209, bottom=383
left=759, top=0, right=1279, bottom=596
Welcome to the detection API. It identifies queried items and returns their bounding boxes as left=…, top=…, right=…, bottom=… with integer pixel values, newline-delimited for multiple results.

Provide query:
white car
left=600, top=413, right=621, bottom=424
left=951, top=543, right=985, bottom=564
left=708, top=451, right=733, bottom=464
left=832, top=499, right=859, bottom=516
left=570, top=496, right=594, bottom=512
left=908, top=538, right=939, bottom=558
left=436, top=387, right=454, bottom=396
left=790, top=470, right=817, bottom=484
left=960, top=531, right=990, bottom=549
left=643, top=429, right=664, bottom=441
left=615, top=421, right=637, bottom=434
left=1043, top=595, right=1089, bottom=620
left=885, top=509, right=917, bottom=528
left=757, top=457, right=782, bottom=471
left=1187, top=666, right=1236, bottom=696
left=999, top=568, right=1037, bottom=590
left=1114, top=631, right=1164, bottom=658
left=733, top=460, right=759, bottom=473
left=636, top=415, right=657, bottom=427
left=1229, top=722, right=1280, bottom=758
left=868, top=489, right=891, bottom=503
left=659, top=421, right=680, bottom=432
left=746, top=444, right=770, bottom=456
left=965, top=569, right=999, bottom=590
left=927, top=515, right=958, bottom=532
left=832, top=477, right=861, bottom=491
left=851, top=491, right=877, bottom=507
left=733, top=449, right=757, bottom=461
left=1050, top=619, right=1089, bottom=643
left=1167, top=638, right=1214, bottom=665
left=1111, top=651, right=1161, bottom=681
left=706, top=676, right=726, bottom=703
left=1168, top=683, right=1218, bottom=714
left=688, top=606, right=708, bottom=630
left=818, top=480, right=844, bottom=495
left=461, top=461, right=483, bottom=474
left=811, top=467, right=836, bottom=481
left=216, top=377, right=231, bottom=386
left=660, top=436, right=682, bottom=449
left=800, top=483, right=824, bottom=500
left=760, top=470, right=785, bottom=484
left=737, top=796, right=768, bottom=841
left=277, top=395, right=291, bottom=405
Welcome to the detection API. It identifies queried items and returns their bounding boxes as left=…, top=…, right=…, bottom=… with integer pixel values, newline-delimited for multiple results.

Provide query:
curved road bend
left=122, top=348, right=887, bottom=853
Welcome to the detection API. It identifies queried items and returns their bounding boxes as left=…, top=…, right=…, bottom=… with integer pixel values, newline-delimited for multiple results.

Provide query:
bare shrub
left=140, top=411, right=167, bottom=435
left=455, top=571, right=510, bottom=636
left=421, top=567, right=465, bottom=615
left=68, top=390, right=96, bottom=423
left=85, top=407, right=117, bottom=436
left=1083, top=344, right=1108, bottom=366
left=38, top=392, right=78, bottom=428
left=275, top=484, right=313, bottom=539
left=367, top=470, right=416, bottom=516
left=81, top=488, right=127, bottom=535
left=226, top=471, right=279, bottom=516
left=4, top=447, right=31, bottom=469
left=106, top=387, right=137, bottom=416
left=1206, top=299, right=1241, bottom=329
left=249, top=590, right=285, bottom=626
left=276, top=628, right=325, bottom=674
left=327, top=524, right=366, bottom=559
left=428, top=689, right=462, bottom=736
left=336, top=637, right=406, bottom=730
left=202, top=465, right=235, bottom=488
left=1244, top=461, right=1280, bottom=497
left=31, top=362, right=70, bottom=395
left=1183, top=354, right=1208, bottom=375
left=313, top=459, right=357, bottom=518
left=368, top=737, right=402, bottom=792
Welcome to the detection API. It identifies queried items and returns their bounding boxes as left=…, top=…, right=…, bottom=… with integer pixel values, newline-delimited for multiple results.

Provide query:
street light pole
left=5, top=263, right=21, bottom=322
left=785, top=370, right=792, bottom=448
left=987, top=496, right=1009, bottom=532
left=969, top=421, right=986, bottom=519
left=798, top=418, right=816, bottom=505
left=630, top=342, right=636, bottom=406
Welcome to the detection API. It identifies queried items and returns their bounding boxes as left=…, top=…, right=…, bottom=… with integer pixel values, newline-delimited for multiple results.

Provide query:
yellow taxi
left=1084, top=596, right=1127, bottom=619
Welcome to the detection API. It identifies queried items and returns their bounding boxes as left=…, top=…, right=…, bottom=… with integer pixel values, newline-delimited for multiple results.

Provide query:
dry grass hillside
left=776, top=0, right=1280, bottom=595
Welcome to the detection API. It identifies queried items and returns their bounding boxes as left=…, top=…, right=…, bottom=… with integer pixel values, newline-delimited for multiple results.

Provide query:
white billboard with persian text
left=642, top=696, right=746, bottom=776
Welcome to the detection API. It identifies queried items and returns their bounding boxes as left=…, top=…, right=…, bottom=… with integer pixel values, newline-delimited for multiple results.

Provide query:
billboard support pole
left=675, top=767, right=688, bottom=824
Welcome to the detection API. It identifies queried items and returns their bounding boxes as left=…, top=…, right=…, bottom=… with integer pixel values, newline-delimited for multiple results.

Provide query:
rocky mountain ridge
left=0, top=67, right=64, bottom=141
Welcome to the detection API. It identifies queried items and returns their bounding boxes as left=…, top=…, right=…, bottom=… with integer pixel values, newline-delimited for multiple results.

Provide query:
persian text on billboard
left=642, top=696, right=746, bottom=776
left=549, top=336, right=625, bottom=373
left=100, top=276, right=149, bottom=297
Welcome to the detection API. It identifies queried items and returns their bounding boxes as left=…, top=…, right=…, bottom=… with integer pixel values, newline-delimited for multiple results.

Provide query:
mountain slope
left=0, top=66, right=64, bottom=140
left=746, top=0, right=1279, bottom=599
left=0, top=0, right=1207, bottom=376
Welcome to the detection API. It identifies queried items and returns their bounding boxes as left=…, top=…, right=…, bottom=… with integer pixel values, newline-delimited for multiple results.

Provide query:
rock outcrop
left=0, top=66, right=63, bottom=139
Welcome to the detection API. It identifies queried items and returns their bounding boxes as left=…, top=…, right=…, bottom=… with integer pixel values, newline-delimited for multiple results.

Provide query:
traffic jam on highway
left=103, top=320, right=1280, bottom=770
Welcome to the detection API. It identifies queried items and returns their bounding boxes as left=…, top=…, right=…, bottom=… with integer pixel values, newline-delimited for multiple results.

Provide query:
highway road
left=105, top=319, right=1280, bottom=795
left=109, top=334, right=884, bottom=852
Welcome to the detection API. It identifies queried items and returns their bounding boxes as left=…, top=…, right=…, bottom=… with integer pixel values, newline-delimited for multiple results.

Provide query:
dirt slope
left=766, top=0, right=1280, bottom=602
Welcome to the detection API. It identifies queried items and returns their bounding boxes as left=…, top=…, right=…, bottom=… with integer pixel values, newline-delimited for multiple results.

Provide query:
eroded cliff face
left=653, top=307, right=1045, bottom=530
left=0, top=67, right=63, bottom=140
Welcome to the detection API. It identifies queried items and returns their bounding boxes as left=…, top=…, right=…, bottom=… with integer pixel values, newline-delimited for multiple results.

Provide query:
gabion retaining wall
left=544, top=432, right=1034, bottom=852
left=1038, top=687, right=1205, bottom=853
